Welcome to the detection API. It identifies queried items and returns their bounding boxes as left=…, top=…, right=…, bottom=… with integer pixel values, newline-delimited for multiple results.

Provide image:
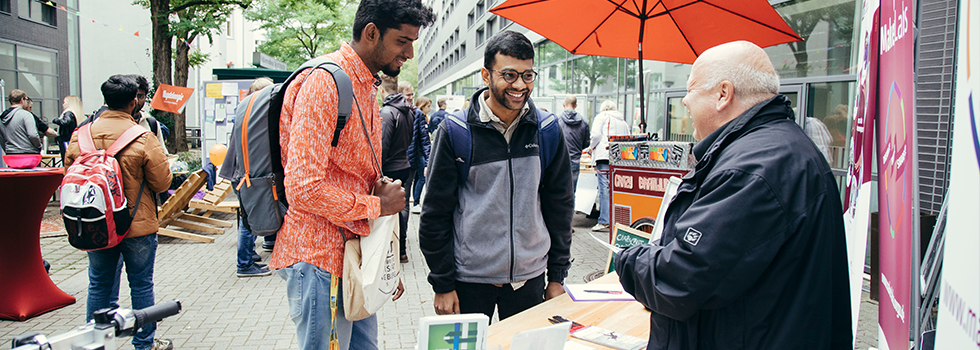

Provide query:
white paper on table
left=222, top=83, right=238, bottom=96
left=563, top=341, right=597, bottom=350
left=510, top=322, right=571, bottom=350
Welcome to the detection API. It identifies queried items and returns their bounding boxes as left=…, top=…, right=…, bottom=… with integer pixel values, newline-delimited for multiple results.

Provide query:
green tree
left=245, top=0, right=354, bottom=70
left=774, top=0, right=855, bottom=77
left=574, top=56, right=618, bottom=94
left=140, top=0, right=249, bottom=152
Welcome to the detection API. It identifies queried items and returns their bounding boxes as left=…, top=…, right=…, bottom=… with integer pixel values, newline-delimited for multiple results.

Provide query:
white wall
left=78, top=1, right=152, bottom=114
left=80, top=3, right=265, bottom=130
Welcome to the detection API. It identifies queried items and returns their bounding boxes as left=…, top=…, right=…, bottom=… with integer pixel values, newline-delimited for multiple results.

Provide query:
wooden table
left=487, top=273, right=650, bottom=349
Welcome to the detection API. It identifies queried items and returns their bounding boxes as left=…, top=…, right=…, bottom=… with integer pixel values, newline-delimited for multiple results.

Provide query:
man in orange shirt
left=268, top=0, right=434, bottom=349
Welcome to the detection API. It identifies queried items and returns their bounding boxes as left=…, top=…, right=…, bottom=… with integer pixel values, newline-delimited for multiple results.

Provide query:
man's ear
left=716, top=80, right=734, bottom=111
left=481, top=67, right=491, bottom=87
left=363, top=23, right=380, bottom=45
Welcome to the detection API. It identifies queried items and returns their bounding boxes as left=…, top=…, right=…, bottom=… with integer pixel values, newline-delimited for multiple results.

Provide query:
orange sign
left=150, top=84, right=195, bottom=113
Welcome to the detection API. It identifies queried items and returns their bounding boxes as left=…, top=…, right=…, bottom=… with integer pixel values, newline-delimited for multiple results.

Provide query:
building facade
left=1, top=0, right=80, bottom=152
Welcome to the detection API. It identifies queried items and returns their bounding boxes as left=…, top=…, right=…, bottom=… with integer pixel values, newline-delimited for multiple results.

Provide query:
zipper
left=508, top=142, right=515, bottom=282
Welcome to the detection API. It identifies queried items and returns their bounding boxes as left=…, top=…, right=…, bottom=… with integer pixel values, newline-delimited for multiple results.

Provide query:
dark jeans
left=455, top=273, right=546, bottom=321
left=411, top=168, right=426, bottom=204
left=384, top=168, right=412, bottom=256
left=570, top=161, right=581, bottom=194
left=236, top=216, right=257, bottom=270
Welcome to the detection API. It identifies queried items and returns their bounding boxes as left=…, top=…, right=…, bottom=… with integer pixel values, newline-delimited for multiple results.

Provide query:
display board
left=199, top=80, right=253, bottom=166
left=934, top=0, right=979, bottom=347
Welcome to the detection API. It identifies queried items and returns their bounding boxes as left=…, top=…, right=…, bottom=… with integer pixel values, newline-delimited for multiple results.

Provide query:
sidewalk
left=2, top=204, right=879, bottom=349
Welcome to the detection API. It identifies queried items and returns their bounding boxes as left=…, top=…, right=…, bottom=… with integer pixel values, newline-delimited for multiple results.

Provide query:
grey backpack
left=228, top=57, right=353, bottom=236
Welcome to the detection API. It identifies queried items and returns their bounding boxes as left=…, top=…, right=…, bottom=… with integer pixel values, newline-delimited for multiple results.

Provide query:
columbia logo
left=525, top=143, right=538, bottom=149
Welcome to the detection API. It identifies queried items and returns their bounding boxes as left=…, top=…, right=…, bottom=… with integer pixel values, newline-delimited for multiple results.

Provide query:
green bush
left=177, top=151, right=202, bottom=174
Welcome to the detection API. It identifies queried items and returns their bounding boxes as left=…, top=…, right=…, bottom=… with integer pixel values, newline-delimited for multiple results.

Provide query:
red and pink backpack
left=61, top=123, right=149, bottom=251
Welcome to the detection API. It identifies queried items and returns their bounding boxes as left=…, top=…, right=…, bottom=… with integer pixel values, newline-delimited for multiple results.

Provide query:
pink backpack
left=61, top=123, right=149, bottom=251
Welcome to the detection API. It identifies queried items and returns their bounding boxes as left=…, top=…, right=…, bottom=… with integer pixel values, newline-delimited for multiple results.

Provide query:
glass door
left=664, top=92, right=695, bottom=142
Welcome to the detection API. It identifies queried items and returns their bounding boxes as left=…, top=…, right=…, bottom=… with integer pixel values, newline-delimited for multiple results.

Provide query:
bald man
left=615, top=41, right=851, bottom=349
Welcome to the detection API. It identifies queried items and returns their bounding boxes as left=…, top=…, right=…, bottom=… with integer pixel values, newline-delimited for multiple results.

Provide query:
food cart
left=605, top=139, right=697, bottom=239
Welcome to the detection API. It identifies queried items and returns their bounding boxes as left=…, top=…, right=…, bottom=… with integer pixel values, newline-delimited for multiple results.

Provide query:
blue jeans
left=237, top=216, right=258, bottom=270
left=86, top=234, right=158, bottom=350
left=596, top=162, right=610, bottom=225
left=278, top=262, right=378, bottom=350
left=570, top=161, right=581, bottom=195
left=412, top=169, right=426, bottom=204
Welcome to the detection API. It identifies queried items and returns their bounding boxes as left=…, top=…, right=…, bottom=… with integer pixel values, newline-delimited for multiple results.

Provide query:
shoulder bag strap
left=106, top=125, right=150, bottom=157
left=77, top=123, right=96, bottom=154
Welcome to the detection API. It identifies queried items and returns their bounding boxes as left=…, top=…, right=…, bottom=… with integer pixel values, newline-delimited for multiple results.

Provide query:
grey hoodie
left=558, top=109, right=590, bottom=163
left=0, top=107, right=41, bottom=154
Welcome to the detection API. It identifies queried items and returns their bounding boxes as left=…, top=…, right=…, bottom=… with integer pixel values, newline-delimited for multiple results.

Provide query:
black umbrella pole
left=638, top=46, right=646, bottom=134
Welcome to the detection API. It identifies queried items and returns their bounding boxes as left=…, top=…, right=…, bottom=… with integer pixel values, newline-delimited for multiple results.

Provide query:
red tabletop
left=0, top=167, right=76, bottom=321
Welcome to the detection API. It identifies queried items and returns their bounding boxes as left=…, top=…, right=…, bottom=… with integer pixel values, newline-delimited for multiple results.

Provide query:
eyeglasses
left=136, top=93, right=147, bottom=99
left=490, top=69, right=537, bottom=84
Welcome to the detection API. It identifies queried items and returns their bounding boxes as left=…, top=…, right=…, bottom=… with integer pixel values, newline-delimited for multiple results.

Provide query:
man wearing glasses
left=419, top=30, right=574, bottom=321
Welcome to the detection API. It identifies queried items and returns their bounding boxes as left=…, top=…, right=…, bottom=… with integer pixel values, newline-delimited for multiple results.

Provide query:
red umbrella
left=490, top=0, right=802, bottom=132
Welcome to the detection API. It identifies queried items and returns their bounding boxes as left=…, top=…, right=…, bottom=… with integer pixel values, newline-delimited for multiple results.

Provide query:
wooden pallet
left=156, top=170, right=229, bottom=243
left=187, top=179, right=240, bottom=217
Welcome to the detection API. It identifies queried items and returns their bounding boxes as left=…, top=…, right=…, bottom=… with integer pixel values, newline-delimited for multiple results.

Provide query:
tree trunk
left=150, top=0, right=179, bottom=152
left=172, top=34, right=191, bottom=153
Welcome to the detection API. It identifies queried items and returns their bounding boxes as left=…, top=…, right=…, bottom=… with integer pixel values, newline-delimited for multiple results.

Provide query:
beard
left=374, top=43, right=401, bottom=77
left=490, top=81, right=528, bottom=111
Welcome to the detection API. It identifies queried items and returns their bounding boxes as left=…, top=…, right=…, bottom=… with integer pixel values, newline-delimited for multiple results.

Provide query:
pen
left=583, top=290, right=623, bottom=294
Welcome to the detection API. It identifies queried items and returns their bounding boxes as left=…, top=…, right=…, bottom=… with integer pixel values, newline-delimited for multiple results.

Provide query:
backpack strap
left=290, top=57, right=353, bottom=147
left=107, top=125, right=151, bottom=157
left=536, top=108, right=561, bottom=178
left=236, top=92, right=260, bottom=191
left=445, top=110, right=471, bottom=184
left=78, top=123, right=97, bottom=154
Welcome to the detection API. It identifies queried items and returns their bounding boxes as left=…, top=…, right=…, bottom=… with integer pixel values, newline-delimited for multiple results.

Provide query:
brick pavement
left=2, top=204, right=880, bottom=349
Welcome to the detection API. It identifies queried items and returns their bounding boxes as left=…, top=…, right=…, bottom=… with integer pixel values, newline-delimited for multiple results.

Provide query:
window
left=0, top=41, right=59, bottom=151
left=468, top=11, right=475, bottom=27
left=1, top=0, right=10, bottom=13
left=486, top=18, right=496, bottom=38
left=476, top=27, right=485, bottom=46
left=477, top=0, right=485, bottom=16
left=500, top=17, right=510, bottom=31
left=17, top=0, right=56, bottom=26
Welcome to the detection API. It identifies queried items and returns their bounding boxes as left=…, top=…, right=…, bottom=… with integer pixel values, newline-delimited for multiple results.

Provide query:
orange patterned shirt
left=269, top=43, right=383, bottom=275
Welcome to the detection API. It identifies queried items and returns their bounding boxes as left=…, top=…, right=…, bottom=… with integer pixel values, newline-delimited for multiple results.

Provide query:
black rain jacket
left=616, top=95, right=852, bottom=350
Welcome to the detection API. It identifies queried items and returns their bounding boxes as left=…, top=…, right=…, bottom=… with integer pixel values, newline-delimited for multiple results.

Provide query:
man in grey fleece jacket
left=419, top=31, right=574, bottom=321
left=1, top=89, right=42, bottom=155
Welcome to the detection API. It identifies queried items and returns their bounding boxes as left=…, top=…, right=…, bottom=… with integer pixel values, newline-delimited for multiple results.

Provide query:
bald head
left=694, top=41, right=779, bottom=105
left=563, top=95, right=577, bottom=109
left=683, top=41, right=779, bottom=140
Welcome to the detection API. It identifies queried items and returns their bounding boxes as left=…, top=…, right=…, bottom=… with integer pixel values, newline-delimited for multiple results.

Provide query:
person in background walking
left=54, top=96, right=85, bottom=164
left=427, top=97, right=449, bottom=134
left=221, top=77, right=275, bottom=278
left=408, top=95, right=431, bottom=214
left=557, top=95, right=589, bottom=193
left=586, top=100, right=629, bottom=232
left=380, top=75, right=416, bottom=264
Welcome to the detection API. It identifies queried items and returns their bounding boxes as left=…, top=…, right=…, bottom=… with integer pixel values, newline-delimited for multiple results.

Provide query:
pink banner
left=876, top=0, right=916, bottom=349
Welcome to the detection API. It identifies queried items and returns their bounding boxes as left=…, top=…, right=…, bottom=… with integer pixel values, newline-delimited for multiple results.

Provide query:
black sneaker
left=236, top=264, right=272, bottom=277
left=261, top=241, right=275, bottom=251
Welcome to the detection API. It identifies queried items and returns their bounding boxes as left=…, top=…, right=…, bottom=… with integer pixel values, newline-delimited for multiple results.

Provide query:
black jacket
left=616, top=95, right=852, bottom=350
left=558, top=109, right=590, bottom=163
left=380, top=93, right=414, bottom=173
left=427, top=108, right=448, bottom=134
left=420, top=88, right=574, bottom=293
